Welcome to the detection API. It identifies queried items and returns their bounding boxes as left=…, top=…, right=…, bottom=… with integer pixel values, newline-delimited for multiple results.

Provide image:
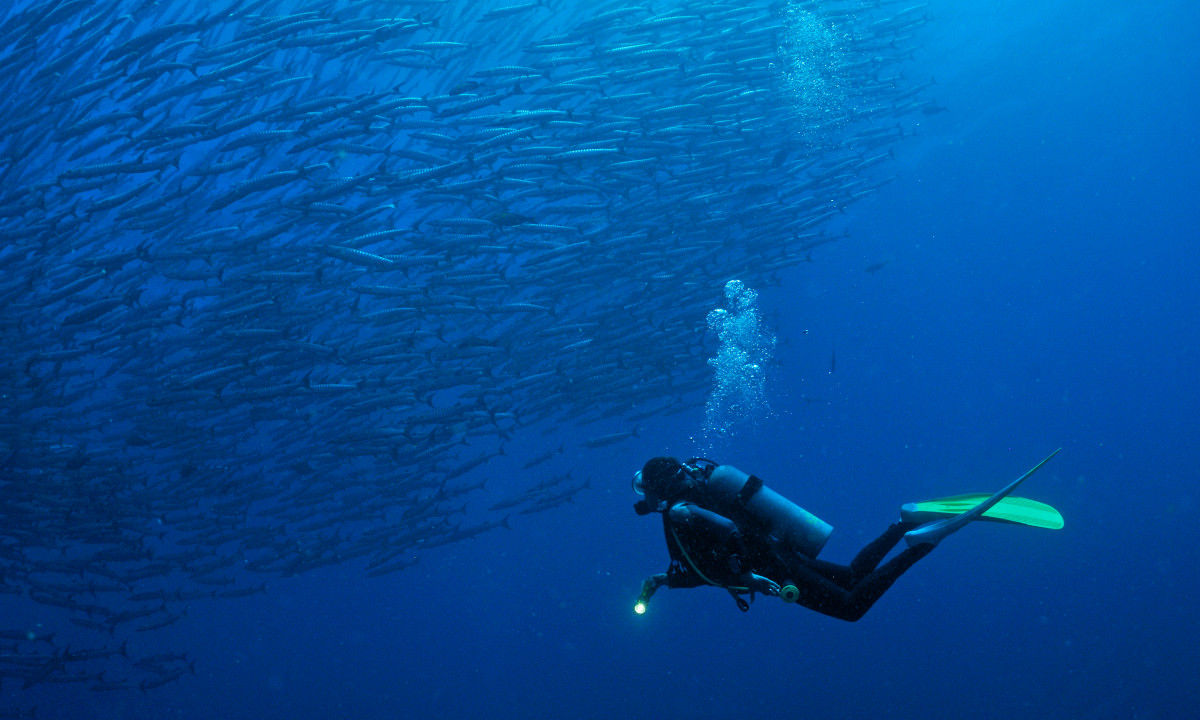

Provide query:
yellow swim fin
left=902, top=493, right=1064, bottom=530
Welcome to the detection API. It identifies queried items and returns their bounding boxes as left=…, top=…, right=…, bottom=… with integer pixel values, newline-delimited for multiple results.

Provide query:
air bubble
left=701, top=280, right=775, bottom=455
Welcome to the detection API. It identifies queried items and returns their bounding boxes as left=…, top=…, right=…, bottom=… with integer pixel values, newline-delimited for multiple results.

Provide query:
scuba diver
left=632, top=450, right=1062, bottom=621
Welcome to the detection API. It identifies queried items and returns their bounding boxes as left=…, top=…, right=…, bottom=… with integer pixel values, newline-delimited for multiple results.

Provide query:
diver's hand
left=639, top=573, right=667, bottom=602
left=743, top=573, right=779, bottom=597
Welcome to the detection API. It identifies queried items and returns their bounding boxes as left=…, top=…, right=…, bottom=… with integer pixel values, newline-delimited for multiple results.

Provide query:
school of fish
left=0, top=0, right=934, bottom=696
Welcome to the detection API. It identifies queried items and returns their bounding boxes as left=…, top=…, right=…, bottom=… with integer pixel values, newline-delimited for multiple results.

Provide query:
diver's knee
left=837, top=607, right=868, bottom=622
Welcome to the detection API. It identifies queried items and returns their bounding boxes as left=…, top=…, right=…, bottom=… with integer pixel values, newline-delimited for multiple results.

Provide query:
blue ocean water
left=2, top=0, right=1198, bottom=718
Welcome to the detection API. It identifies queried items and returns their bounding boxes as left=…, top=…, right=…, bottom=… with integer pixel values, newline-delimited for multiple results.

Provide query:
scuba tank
left=689, top=460, right=833, bottom=558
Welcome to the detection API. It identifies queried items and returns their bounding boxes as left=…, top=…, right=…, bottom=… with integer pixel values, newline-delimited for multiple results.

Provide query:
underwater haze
left=1, top=0, right=1197, bottom=718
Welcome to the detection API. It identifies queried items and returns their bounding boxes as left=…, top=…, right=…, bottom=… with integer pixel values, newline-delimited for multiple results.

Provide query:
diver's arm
left=667, top=503, right=780, bottom=595
left=642, top=569, right=702, bottom=596
left=666, top=502, right=740, bottom=541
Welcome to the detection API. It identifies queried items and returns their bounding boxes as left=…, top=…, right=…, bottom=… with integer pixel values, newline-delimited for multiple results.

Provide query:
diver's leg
left=782, top=563, right=860, bottom=619
left=779, top=522, right=921, bottom=594
left=839, top=544, right=934, bottom=621
left=848, top=521, right=920, bottom=578
left=782, top=550, right=856, bottom=588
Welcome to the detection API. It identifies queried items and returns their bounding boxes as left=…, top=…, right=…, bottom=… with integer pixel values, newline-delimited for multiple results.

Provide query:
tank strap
left=737, top=474, right=764, bottom=505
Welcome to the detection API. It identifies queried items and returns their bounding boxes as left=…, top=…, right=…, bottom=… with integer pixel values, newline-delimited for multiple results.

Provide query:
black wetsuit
left=661, top=503, right=932, bottom=622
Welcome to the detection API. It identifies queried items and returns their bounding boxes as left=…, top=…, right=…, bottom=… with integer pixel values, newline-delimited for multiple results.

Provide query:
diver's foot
left=903, top=517, right=963, bottom=547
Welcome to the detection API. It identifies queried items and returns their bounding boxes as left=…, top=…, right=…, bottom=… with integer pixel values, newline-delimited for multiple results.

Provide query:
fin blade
left=906, top=494, right=1064, bottom=529
left=903, top=448, right=1063, bottom=546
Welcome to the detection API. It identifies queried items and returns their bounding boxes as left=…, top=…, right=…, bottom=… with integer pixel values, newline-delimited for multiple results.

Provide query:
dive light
left=634, top=577, right=658, bottom=615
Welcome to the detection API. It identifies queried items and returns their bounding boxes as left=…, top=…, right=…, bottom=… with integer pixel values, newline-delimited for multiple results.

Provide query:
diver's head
left=632, top=456, right=692, bottom=514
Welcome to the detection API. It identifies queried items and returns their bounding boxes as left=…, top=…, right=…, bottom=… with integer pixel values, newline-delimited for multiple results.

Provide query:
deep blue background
left=17, top=1, right=1200, bottom=718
